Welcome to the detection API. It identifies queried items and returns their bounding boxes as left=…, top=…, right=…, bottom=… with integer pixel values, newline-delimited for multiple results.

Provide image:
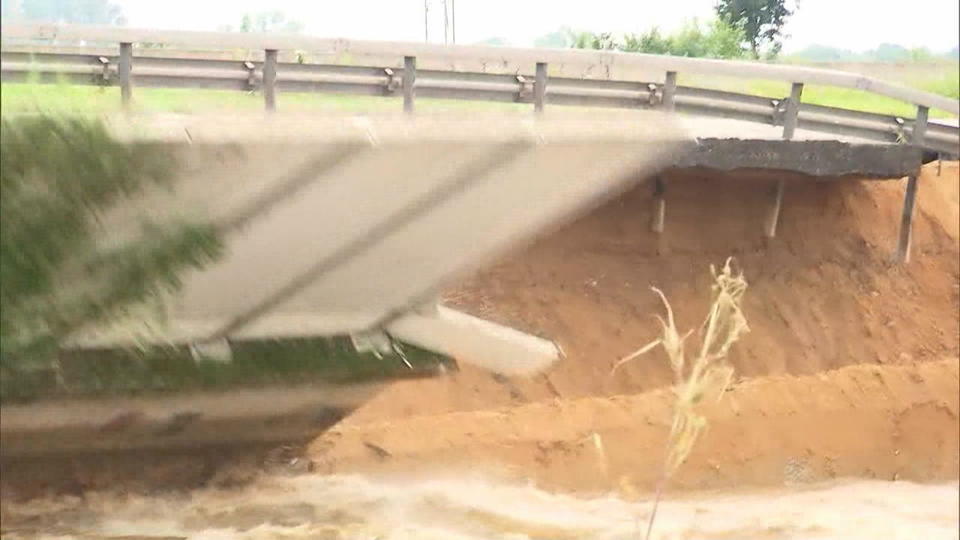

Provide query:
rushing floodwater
left=2, top=474, right=957, bottom=539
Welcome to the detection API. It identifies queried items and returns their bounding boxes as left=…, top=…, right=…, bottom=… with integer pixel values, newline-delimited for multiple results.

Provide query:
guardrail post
left=534, top=62, right=547, bottom=114
left=403, top=56, right=416, bottom=114
left=662, top=71, right=677, bottom=112
left=765, top=82, right=804, bottom=239
left=781, top=82, right=803, bottom=140
left=263, top=49, right=278, bottom=112
left=896, top=104, right=929, bottom=263
left=118, top=42, right=132, bottom=108
left=650, top=176, right=666, bottom=233
left=763, top=179, right=787, bottom=239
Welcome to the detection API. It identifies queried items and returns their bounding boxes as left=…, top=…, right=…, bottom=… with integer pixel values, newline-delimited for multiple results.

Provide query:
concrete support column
left=766, top=82, right=804, bottom=239
left=650, top=176, right=666, bottom=233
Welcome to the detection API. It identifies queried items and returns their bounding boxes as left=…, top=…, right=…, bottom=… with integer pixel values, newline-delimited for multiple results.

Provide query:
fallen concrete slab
left=77, top=113, right=688, bottom=362
left=2, top=112, right=688, bottom=458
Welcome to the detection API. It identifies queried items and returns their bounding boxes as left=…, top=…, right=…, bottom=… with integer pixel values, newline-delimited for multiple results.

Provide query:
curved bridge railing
left=2, top=23, right=959, bottom=155
left=2, top=23, right=958, bottom=263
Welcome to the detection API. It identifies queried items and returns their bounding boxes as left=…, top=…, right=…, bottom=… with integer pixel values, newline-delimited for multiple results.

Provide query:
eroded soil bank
left=2, top=163, right=958, bottom=539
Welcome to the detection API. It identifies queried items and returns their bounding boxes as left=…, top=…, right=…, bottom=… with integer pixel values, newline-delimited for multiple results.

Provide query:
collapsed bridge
left=0, top=25, right=958, bottom=473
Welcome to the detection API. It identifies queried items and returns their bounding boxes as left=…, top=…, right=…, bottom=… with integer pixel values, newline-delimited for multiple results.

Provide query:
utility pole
left=442, top=0, right=449, bottom=44
left=424, top=0, right=429, bottom=42
left=451, top=0, right=456, bottom=44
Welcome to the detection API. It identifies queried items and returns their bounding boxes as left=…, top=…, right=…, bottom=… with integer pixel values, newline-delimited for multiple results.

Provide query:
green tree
left=239, top=14, right=253, bottom=33
left=907, top=47, right=933, bottom=62
left=622, top=28, right=671, bottom=55
left=534, top=27, right=575, bottom=48
left=702, top=18, right=748, bottom=58
left=870, top=43, right=910, bottom=62
left=5, top=0, right=126, bottom=25
left=622, top=19, right=746, bottom=59
left=236, top=10, right=304, bottom=34
left=715, top=0, right=792, bottom=59
left=669, top=20, right=710, bottom=57
left=568, top=30, right=618, bottom=51
left=0, top=117, right=223, bottom=371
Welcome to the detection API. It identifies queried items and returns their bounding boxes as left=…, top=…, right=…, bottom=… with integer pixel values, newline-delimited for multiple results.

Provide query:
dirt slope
left=348, top=161, right=960, bottom=422
left=311, top=359, right=960, bottom=493
left=4, top=163, right=954, bottom=503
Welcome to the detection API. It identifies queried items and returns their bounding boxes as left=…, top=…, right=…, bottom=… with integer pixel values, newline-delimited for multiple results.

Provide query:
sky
left=113, top=0, right=960, bottom=53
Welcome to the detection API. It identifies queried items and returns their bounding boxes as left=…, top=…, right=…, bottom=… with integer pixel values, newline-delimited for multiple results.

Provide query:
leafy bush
left=568, top=30, right=619, bottom=51
left=622, top=28, right=671, bottom=55
left=667, top=20, right=713, bottom=58
left=0, top=116, right=223, bottom=372
left=702, top=18, right=749, bottom=59
left=574, top=19, right=748, bottom=59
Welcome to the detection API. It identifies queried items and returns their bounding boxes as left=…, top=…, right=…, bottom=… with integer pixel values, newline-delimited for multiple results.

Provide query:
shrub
left=578, top=19, right=748, bottom=59
left=0, top=116, right=223, bottom=372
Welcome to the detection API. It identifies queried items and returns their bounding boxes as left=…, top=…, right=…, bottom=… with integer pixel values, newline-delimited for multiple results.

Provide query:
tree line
left=559, top=18, right=751, bottom=60
left=1, top=0, right=125, bottom=25
left=787, top=43, right=960, bottom=63
left=536, top=0, right=793, bottom=60
left=1, top=0, right=304, bottom=35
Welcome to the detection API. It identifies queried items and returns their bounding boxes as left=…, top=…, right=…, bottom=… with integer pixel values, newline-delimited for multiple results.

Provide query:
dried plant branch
left=612, top=257, right=749, bottom=540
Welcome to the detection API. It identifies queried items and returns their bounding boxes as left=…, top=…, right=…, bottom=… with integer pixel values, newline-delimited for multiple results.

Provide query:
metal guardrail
left=1, top=23, right=956, bottom=264
left=2, top=24, right=960, bottom=155
left=3, top=46, right=959, bottom=156
left=3, top=23, right=958, bottom=113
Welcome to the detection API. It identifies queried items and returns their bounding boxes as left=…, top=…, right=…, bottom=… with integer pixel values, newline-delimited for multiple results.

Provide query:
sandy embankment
left=312, top=161, right=960, bottom=493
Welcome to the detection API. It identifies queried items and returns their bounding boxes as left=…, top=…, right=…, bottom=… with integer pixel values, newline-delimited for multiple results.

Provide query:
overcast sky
left=114, top=0, right=959, bottom=53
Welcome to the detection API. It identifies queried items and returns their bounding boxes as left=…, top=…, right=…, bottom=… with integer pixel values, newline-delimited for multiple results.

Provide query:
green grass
left=0, top=82, right=527, bottom=115
left=922, top=70, right=960, bottom=100
left=1, top=336, right=454, bottom=403
left=682, top=69, right=959, bottom=119
left=749, top=81, right=952, bottom=118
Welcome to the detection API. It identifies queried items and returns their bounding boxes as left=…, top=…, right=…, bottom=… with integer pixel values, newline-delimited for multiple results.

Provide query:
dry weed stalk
left=612, top=257, right=749, bottom=540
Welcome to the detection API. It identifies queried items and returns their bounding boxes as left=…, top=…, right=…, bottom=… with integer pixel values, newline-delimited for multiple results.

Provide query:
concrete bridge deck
left=673, top=116, right=930, bottom=178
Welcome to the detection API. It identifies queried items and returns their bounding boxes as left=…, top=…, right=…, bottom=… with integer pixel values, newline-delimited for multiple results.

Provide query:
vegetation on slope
left=0, top=115, right=223, bottom=372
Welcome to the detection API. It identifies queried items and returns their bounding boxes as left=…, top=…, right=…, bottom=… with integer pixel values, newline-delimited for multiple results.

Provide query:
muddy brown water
left=1, top=473, right=957, bottom=539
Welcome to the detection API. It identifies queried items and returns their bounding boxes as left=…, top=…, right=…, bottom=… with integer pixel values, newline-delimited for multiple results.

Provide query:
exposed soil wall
left=347, top=162, right=960, bottom=423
